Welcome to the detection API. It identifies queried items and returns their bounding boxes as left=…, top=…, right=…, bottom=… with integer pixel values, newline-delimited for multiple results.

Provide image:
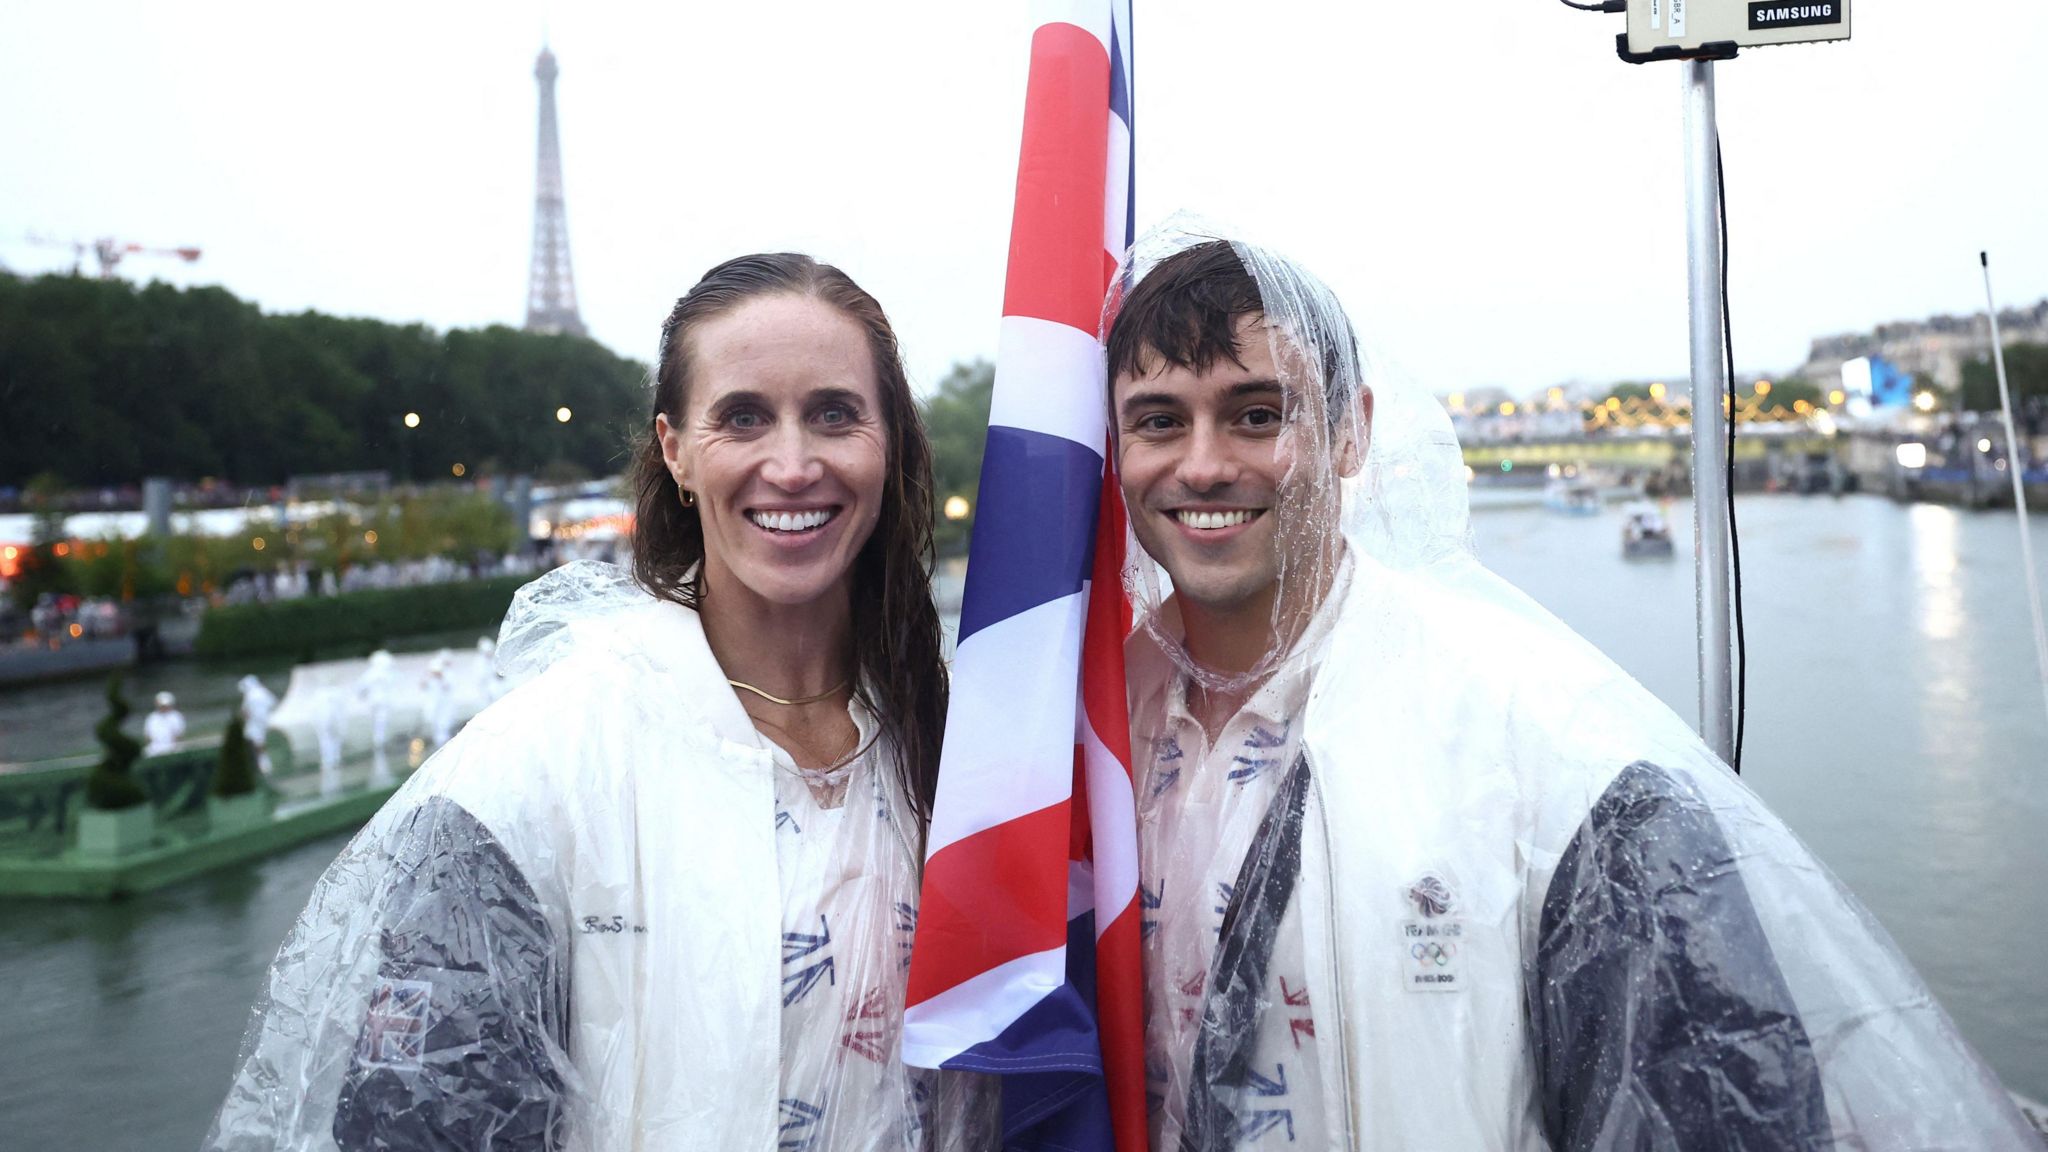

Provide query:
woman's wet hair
left=628, top=252, right=946, bottom=824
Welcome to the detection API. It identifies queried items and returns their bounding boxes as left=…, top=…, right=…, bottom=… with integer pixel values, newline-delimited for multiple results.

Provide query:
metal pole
left=1979, top=252, right=2048, bottom=729
left=1683, top=60, right=1736, bottom=761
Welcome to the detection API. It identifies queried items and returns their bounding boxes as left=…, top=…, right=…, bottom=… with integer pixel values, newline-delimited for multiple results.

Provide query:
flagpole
left=1978, top=251, right=2048, bottom=728
left=1683, top=59, right=1736, bottom=762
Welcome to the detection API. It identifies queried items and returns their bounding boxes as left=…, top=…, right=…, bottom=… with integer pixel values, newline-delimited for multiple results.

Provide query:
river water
left=0, top=494, right=2042, bottom=1149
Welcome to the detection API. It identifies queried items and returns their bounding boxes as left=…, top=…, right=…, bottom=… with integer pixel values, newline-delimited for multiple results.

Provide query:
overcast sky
left=3, top=1, right=2044, bottom=400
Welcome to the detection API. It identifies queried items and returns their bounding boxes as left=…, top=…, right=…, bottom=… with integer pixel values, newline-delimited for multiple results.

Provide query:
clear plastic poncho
left=206, top=560, right=992, bottom=1151
left=1113, top=221, right=2037, bottom=1149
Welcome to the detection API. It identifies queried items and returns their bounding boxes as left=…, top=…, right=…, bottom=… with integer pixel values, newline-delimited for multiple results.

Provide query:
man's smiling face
left=1114, top=314, right=1318, bottom=620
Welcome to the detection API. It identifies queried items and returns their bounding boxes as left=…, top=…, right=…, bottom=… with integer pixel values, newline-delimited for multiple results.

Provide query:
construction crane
left=21, top=232, right=202, bottom=279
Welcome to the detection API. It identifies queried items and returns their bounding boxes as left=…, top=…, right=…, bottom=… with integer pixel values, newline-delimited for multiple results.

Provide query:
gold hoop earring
left=678, top=482, right=695, bottom=508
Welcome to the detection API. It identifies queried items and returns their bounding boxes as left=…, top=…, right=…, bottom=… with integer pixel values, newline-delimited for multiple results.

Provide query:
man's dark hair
left=1106, top=239, right=1360, bottom=424
left=1106, top=240, right=1263, bottom=385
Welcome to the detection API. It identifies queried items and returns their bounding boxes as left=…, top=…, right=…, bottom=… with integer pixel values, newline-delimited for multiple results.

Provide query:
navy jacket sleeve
left=331, top=797, right=569, bottom=1152
left=1532, top=761, right=1832, bottom=1151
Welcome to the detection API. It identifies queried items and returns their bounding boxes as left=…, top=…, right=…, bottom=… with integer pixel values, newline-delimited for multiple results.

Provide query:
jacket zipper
left=1305, top=749, right=1360, bottom=1149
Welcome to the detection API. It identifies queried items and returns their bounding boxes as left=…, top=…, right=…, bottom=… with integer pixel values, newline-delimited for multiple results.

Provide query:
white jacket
left=208, top=574, right=982, bottom=1151
left=1132, top=549, right=2035, bottom=1150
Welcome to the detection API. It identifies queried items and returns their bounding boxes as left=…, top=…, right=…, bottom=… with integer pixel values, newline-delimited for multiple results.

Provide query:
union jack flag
left=903, top=2, right=1142, bottom=1149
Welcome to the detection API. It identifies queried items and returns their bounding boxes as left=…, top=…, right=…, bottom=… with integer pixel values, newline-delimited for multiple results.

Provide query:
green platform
left=0, top=784, right=397, bottom=899
left=0, top=741, right=418, bottom=900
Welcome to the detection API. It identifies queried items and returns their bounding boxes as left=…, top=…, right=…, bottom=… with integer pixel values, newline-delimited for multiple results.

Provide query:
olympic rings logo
left=1411, top=942, right=1458, bottom=967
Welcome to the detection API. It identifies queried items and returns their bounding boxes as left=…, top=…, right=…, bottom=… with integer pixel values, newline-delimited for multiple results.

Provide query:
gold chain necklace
left=726, top=677, right=849, bottom=707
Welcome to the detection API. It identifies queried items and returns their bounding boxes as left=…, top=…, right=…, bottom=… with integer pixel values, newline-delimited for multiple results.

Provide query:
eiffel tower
left=524, top=46, right=587, bottom=337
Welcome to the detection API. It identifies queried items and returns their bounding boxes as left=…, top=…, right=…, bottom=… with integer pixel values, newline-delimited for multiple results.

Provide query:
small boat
left=1622, top=501, right=1675, bottom=559
left=1542, top=475, right=1602, bottom=516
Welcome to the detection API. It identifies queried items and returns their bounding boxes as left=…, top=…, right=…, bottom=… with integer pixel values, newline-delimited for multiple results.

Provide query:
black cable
left=1715, top=133, right=1748, bottom=773
left=1557, top=0, right=1627, bottom=10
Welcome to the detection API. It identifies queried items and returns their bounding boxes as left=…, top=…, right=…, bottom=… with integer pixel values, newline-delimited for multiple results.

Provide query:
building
left=1795, top=299, right=2048, bottom=393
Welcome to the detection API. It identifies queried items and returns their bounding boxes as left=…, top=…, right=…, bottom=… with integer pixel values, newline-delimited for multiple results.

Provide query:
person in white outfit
left=353, top=650, right=398, bottom=788
left=237, top=675, right=277, bottom=776
left=208, top=253, right=991, bottom=1150
left=143, top=691, right=185, bottom=755
left=473, top=635, right=504, bottom=706
left=355, top=650, right=394, bottom=754
left=314, top=687, right=345, bottom=798
left=420, top=650, right=456, bottom=750
left=1105, top=230, right=2037, bottom=1150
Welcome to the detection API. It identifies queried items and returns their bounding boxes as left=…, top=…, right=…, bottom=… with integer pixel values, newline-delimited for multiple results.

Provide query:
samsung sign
left=1748, top=2, right=1843, bottom=29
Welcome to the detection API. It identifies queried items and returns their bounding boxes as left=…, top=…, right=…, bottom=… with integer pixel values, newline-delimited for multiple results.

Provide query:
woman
left=207, top=254, right=989, bottom=1151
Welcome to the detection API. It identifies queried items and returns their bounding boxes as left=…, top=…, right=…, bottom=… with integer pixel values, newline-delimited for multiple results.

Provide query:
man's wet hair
left=1106, top=240, right=1265, bottom=384
left=1105, top=239, right=1360, bottom=424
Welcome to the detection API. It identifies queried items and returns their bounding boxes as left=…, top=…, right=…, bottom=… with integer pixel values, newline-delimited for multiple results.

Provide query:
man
left=1107, top=235, right=2034, bottom=1150
left=144, top=690, right=186, bottom=755
left=239, top=674, right=278, bottom=775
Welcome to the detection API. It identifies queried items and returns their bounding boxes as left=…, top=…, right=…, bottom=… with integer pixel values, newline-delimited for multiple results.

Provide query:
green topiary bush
left=213, top=713, right=260, bottom=798
left=85, top=675, right=150, bottom=811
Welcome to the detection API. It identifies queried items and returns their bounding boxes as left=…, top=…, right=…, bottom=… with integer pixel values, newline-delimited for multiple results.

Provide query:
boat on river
left=1622, top=501, right=1675, bottom=559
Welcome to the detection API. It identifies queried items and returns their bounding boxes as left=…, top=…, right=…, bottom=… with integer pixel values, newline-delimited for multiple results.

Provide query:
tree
left=213, top=711, right=259, bottom=798
left=921, top=360, right=995, bottom=554
left=1961, top=343, right=2048, bottom=413
left=85, top=675, right=149, bottom=811
left=72, top=537, right=175, bottom=602
left=1749, top=377, right=1823, bottom=411
left=0, top=272, right=650, bottom=488
left=377, top=490, right=520, bottom=562
left=7, top=474, right=71, bottom=612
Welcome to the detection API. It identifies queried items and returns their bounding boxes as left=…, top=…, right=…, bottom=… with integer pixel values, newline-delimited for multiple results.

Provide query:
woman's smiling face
left=658, top=293, right=888, bottom=610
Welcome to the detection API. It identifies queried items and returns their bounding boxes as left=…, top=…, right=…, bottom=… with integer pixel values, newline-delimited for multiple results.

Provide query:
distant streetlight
left=943, top=495, right=971, bottom=521
left=1828, top=389, right=1847, bottom=406
left=1912, top=391, right=1938, bottom=413
left=451, top=463, right=466, bottom=478
left=1754, top=379, right=1772, bottom=396
left=396, top=412, right=422, bottom=482
left=1649, top=382, right=1667, bottom=401
left=556, top=407, right=573, bottom=423
left=1497, top=401, right=1516, bottom=416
